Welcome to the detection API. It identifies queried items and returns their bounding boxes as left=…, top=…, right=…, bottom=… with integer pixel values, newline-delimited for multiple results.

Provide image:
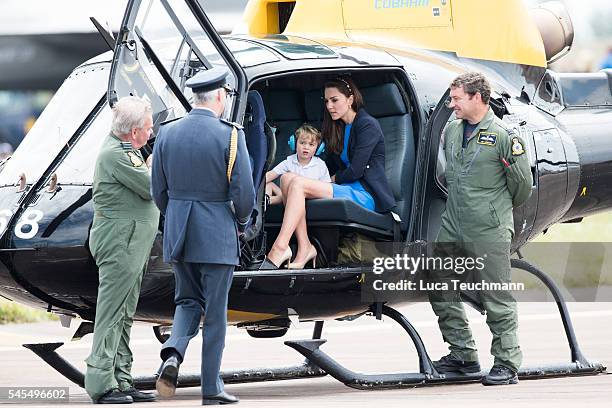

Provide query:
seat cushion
left=266, top=198, right=394, bottom=235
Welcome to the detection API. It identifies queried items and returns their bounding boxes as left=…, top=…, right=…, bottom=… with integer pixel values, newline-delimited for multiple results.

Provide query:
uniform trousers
left=85, top=218, right=156, bottom=400
left=428, top=223, right=522, bottom=372
left=160, top=262, right=234, bottom=396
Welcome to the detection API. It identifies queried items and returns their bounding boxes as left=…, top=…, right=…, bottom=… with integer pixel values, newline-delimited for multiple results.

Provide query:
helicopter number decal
left=0, top=209, right=44, bottom=239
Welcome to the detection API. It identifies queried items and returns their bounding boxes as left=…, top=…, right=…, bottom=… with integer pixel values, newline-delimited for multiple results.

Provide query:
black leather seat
left=263, top=90, right=306, bottom=168
left=266, top=82, right=415, bottom=239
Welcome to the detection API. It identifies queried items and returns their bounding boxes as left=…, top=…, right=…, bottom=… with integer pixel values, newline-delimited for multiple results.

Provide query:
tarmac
left=0, top=301, right=610, bottom=407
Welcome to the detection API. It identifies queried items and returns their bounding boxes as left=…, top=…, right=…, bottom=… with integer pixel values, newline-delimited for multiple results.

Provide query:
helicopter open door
left=108, top=0, right=247, bottom=126
left=412, top=89, right=452, bottom=243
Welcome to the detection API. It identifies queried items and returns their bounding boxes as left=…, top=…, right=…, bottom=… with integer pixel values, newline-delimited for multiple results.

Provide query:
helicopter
left=0, top=0, right=610, bottom=391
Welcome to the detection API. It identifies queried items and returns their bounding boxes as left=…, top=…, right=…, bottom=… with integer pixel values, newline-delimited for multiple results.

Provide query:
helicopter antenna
left=90, top=17, right=116, bottom=51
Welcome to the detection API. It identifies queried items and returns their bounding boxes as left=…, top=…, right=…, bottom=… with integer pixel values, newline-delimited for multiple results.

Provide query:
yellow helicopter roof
left=236, top=0, right=547, bottom=68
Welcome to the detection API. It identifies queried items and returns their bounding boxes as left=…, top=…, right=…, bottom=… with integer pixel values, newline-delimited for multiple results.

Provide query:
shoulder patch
left=219, top=118, right=244, bottom=130
left=511, top=137, right=525, bottom=156
left=127, top=151, right=144, bottom=167
left=477, top=132, right=497, bottom=146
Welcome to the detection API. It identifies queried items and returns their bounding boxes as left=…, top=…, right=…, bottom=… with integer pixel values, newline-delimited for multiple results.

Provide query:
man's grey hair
left=193, top=89, right=221, bottom=106
left=111, top=96, right=153, bottom=136
left=450, top=72, right=491, bottom=104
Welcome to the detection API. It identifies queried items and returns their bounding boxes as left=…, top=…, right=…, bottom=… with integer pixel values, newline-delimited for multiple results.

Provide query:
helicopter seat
left=245, top=90, right=268, bottom=191
left=242, top=90, right=269, bottom=241
left=266, top=82, right=414, bottom=240
left=264, top=89, right=306, bottom=169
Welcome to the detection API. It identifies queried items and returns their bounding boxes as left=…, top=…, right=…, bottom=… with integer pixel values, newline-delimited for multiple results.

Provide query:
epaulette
left=219, top=118, right=244, bottom=130
left=495, top=118, right=517, bottom=137
left=119, top=141, right=133, bottom=151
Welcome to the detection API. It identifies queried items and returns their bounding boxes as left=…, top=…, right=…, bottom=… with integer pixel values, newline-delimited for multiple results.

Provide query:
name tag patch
left=477, top=132, right=497, bottom=146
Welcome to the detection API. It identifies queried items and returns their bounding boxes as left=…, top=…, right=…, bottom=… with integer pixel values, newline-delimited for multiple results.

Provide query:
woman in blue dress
left=263, top=77, right=395, bottom=269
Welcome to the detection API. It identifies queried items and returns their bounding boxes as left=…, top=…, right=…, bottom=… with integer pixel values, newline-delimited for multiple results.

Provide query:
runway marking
left=1, top=309, right=611, bottom=353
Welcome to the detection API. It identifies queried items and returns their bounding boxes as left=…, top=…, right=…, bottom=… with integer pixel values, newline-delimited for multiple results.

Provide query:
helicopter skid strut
left=23, top=260, right=606, bottom=391
left=23, top=321, right=327, bottom=390
left=285, top=258, right=607, bottom=389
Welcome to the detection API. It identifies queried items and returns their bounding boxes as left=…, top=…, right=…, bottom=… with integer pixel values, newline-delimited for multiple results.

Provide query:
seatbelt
left=227, top=125, right=238, bottom=182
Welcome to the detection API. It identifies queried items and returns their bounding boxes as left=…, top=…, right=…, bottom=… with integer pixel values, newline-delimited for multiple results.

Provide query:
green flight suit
left=84, top=133, right=160, bottom=400
left=429, top=108, right=532, bottom=372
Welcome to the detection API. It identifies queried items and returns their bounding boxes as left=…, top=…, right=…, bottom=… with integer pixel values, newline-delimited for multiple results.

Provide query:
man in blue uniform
left=152, top=67, right=254, bottom=405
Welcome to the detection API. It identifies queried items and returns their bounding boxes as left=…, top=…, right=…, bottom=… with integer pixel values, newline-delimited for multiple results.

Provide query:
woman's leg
left=279, top=173, right=298, bottom=205
left=268, top=176, right=333, bottom=265
left=279, top=173, right=310, bottom=261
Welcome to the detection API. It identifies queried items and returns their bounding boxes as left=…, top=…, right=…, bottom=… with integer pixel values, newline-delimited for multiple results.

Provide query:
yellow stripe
left=227, top=126, right=238, bottom=182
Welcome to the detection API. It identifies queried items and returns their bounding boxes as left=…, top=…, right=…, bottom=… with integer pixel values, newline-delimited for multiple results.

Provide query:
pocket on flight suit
left=488, top=202, right=501, bottom=228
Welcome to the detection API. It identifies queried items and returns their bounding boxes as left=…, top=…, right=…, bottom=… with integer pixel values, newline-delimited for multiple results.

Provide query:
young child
left=266, top=124, right=330, bottom=205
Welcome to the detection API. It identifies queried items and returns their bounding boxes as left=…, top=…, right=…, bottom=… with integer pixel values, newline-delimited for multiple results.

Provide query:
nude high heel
left=288, top=246, right=317, bottom=269
left=260, top=247, right=293, bottom=270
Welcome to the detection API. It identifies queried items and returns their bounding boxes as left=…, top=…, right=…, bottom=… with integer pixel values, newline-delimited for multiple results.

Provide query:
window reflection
left=54, top=106, right=113, bottom=184
left=0, top=66, right=108, bottom=187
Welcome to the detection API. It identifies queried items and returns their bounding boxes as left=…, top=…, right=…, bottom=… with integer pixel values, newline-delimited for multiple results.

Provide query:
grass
left=0, top=297, right=58, bottom=325
left=518, top=211, right=612, bottom=288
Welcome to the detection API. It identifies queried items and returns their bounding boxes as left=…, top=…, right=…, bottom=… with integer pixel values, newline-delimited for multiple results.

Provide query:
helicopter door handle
left=47, top=173, right=58, bottom=193
left=16, top=173, right=26, bottom=193
left=547, top=147, right=553, bottom=153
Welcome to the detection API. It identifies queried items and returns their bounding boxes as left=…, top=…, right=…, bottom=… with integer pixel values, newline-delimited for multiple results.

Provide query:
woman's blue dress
left=331, top=124, right=376, bottom=211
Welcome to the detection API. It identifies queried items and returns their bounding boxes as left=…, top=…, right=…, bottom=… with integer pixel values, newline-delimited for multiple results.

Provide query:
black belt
left=168, top=190, right=229, bottom=202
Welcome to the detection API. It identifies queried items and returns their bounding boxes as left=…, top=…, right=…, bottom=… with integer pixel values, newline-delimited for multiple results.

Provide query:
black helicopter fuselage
left=0, top=37, right=611, bottom=329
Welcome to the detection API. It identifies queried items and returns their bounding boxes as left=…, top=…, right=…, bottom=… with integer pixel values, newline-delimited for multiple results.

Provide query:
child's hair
left=295, top=123, right=322, bottom=146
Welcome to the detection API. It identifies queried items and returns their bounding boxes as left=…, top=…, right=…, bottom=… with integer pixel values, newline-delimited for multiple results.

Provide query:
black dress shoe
left=156, top=355, right=180, bottom=398
left=202, top=391, right=239, bottom=405
left=122, top=387, right=156, bottom=402
left=95, top=389, right=133, bottom=404
left=433, top=354, right=481, bottom=374
left=482, top=364, right=519, bottom=385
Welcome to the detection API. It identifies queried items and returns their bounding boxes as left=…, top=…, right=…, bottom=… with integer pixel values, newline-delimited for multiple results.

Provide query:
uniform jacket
left=151, top=108, right=255, bottom=264
left=325, top=108, right=396, bottom=212
left=92, top=133, right=159, bottom=221
left=440, top=108, right=532, bottom=240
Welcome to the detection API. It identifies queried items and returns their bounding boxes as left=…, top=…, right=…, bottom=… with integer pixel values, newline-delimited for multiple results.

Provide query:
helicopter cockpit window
left=110, top=0, right=238, bottom=124
left=0, top=66, right=108, bottom=187
left=54, top=105, right=113, bottom=184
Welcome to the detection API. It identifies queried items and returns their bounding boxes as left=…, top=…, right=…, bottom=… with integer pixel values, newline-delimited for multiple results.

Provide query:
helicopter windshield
left=54, top=104, right=113, bottom=184
left=109, top=0, right=239, bottom=122
left=0, top=65, right=108, bottom=187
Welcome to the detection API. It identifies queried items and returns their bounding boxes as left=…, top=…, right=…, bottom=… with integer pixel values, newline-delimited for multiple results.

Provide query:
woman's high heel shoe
left=260, top=247, right=293, bottom=270
left=288, top=246, right=317, bottom=269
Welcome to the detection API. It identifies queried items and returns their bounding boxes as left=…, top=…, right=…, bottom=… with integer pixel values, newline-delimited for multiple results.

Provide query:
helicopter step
left=284, top=258, right=607, bottom=389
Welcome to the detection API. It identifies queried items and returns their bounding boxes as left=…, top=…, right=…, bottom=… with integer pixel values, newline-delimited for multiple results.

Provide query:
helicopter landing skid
left=285, top=259, right=607, bottom=389
left=23, top=322, right=327, bottom=390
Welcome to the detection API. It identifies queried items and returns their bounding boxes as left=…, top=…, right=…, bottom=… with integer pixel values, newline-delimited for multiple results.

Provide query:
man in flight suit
left=85, top=96, right=160, bottom=403
left=152, top=67, right=254, bottom=405
left=429, top=72, right=532, bottom=385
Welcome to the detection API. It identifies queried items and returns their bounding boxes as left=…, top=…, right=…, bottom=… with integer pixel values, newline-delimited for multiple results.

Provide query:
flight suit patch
left=477, top=132, right=497, bottom=146
left=127, top=151, right=143, bottom=167
left=511, top=137, right=525, bottom=156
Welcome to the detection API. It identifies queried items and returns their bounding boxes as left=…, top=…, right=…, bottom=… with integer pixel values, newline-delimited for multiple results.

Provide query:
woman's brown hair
left=322, top=77, right=363, bottom=154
